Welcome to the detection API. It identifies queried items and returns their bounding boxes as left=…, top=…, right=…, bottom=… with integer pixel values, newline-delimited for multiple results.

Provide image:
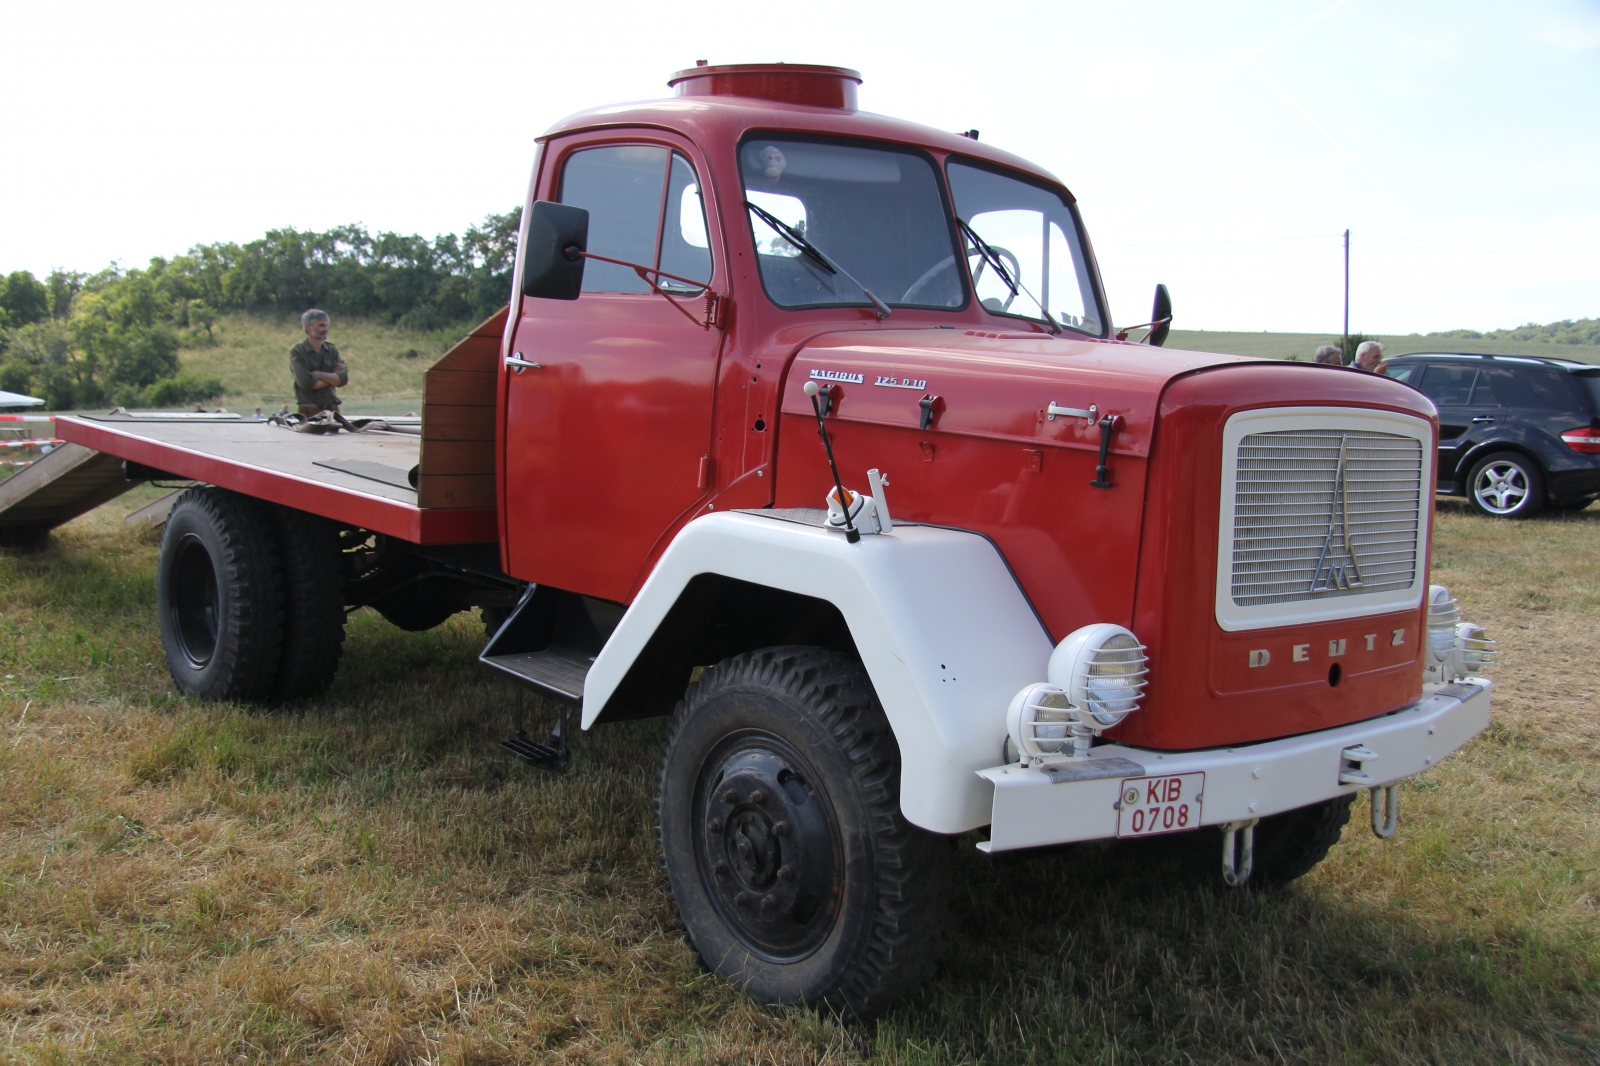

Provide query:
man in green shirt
left=289, top=309, right=349, bottom=415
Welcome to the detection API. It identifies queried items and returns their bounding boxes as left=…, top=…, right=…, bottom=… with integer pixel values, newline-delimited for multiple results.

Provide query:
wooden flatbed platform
left=48, top=414, right=497, bottom=544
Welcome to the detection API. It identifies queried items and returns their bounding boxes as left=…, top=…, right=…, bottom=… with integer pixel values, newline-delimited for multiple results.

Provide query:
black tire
left=268, top=506, right=345, bottom=701
left=1248, top=793, right=1355, bottom=886
left=1466, top=451, right=1546, bottom=519
left=655, top=646, right=952, bottom=1019
left=156, top=489, right=284, bottom=702
left=1137, top=793, right=1354, bottom=888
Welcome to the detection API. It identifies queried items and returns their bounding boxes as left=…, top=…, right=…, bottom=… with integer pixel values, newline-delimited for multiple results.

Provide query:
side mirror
left=1147, top=284, right=1172, bottom=347
left=521, top=201, right=589, bottom=300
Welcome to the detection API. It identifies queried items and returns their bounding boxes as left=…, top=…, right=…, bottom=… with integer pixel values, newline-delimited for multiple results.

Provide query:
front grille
left=1230, top=429, right=1423, bottom=607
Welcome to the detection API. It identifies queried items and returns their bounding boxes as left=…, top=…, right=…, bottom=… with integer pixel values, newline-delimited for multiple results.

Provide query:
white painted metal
left=581, top=511, right=1056, bottom=833
left=977, top=679, right=1491, bottom=853
left=1215, top=407, right=1434, bottom=632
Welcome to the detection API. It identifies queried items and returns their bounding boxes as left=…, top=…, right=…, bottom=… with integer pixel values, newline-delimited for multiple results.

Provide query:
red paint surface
left=491, top=85, right=1449, bottom=752
left=1117, top=365, right=1439, bottom=749
left=502, top=129, right=725, bottom=603
left=55, top=418, right=497, bottom=545
left=667, top=63, right=862, bottom=111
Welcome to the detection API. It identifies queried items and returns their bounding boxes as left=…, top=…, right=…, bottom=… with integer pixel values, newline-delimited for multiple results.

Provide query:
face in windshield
left=740, top=136, right=965, bottom=312
left=946, top=161, right=1104, bottom=336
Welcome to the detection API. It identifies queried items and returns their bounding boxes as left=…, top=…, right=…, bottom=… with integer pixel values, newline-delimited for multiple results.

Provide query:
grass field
left=0, top=490, right=1596, bottom=1064
left=181, top=314, right=474, bottom=415
left=154, top=314, right=1600, bottom=418
left=1166, top=329, right=1600, bottom=364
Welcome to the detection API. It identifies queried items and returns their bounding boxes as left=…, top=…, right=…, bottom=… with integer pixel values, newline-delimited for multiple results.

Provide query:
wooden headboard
left=416, top=305, right=507, bottom=509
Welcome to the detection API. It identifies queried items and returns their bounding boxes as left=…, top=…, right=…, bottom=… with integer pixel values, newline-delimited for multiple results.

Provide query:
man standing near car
left=290, top=309, right=348, bottom=416
left=1354, top=340, right=1386, bottom=373
left=1314, top=344, right=1342, bottom=365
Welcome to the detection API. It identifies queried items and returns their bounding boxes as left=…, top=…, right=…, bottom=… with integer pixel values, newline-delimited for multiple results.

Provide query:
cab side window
left=558, top=145, right=712, bottom=295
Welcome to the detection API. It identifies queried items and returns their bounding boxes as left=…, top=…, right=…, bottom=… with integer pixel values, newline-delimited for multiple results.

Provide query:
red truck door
left=503, top=134, right=722, bottom=602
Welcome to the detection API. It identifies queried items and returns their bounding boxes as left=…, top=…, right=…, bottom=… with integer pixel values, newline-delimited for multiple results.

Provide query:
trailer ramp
left=0, top=443, right=136, bottom=544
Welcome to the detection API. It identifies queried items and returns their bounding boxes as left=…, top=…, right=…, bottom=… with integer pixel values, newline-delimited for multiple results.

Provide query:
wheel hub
left=698, top=744, right=841, bottom=960
left=1475, top=461, right=1528, bottom=514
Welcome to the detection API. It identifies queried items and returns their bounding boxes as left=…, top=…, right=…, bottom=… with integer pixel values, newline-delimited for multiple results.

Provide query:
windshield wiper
left=746, top=200, right=892, bottom=319
left=957, top=217, right=1061, bottom=335
left=957, top=218, right=1018, bottom=297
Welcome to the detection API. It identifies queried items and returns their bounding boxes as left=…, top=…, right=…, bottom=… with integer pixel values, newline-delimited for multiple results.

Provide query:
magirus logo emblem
left=1309, top=435, right=1365, bottom=593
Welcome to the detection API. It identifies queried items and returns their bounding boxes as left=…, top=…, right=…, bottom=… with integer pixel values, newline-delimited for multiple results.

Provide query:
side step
left=481, top=645, right=594, bottom=704
left=480, top=584, right=624, bottom=770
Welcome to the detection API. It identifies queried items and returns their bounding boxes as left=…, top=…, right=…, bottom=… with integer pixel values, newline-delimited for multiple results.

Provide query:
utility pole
left=1342, top=229, right=1350, bottom=363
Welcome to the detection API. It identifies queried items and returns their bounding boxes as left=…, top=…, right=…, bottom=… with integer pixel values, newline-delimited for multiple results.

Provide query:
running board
left=481, top=645, right=593, bottom=704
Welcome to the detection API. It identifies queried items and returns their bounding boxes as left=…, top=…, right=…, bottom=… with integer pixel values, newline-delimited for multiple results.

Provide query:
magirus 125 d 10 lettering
left=7, top=62, right=1496, bottom=1019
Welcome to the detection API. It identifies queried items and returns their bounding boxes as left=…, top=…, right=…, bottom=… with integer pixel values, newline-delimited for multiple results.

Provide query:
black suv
left=1382, top=353, right=1600, bottom=518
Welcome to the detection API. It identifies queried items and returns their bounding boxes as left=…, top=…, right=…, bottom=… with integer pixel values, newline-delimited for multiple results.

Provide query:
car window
left=1518, top=368, right=1585, bottom=411
left=1418, top=365, right=1477, bottom=406
left=1578, top=372, right=1600, bottom=415
left=1383, top=363, right=1417, bottom=384
left=558, top=145, right=713, bottom=295
left=1469, top=371, right=1500, bottom=405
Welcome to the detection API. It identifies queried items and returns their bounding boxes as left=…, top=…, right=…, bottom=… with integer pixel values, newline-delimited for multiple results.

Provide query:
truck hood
left=779, top=328, right=1258, bottom=456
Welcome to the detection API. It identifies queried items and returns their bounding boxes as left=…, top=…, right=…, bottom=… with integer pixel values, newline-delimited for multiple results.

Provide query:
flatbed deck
left=54, top=414, right=496, bottom=544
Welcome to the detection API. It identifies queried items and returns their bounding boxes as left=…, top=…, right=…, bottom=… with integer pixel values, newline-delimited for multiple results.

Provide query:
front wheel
left=655, top=647, right=951, bottom=1019
left=1467, top=451, right=1546, bottom=519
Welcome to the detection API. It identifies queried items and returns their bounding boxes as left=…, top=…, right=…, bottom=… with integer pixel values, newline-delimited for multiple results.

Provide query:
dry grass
left=0, top=491, right=1595, bottom=1064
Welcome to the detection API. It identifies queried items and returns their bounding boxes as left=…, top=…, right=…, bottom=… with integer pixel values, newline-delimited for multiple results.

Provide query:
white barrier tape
left=0, top=439, right=61, bottom=448
left=0, top=415, right=54, bottom=423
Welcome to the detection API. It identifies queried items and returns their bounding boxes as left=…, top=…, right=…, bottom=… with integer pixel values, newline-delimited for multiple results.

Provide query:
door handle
left=506, top=353, right=543, bottom=373
left=1470, top=416, right=1495, bottom=423
left=1046, top=401, right=1099, bottom=423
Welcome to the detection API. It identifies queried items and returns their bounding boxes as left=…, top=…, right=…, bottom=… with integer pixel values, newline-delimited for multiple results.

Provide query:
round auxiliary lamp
left=1008, top=623, right=1149, bottom=763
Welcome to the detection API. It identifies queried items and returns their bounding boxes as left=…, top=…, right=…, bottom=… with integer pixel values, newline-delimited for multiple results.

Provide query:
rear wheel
left=655, top=647, right=952, bottom=1019
left=1467, top=451, right=1546, bottom=519
left=268, top=506, right=345, bottom=700
left=157, top=489, right=284, bottom=702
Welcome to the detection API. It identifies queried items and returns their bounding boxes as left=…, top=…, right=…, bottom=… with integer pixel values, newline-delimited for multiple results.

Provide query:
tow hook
left=1370, top=784, right=1399, bottom=839
left=1220, top=818, right=1259, bottom=887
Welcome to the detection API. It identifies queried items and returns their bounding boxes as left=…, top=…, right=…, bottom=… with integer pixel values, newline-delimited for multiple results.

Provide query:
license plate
left=1117, top=772, right=1204, bottom=838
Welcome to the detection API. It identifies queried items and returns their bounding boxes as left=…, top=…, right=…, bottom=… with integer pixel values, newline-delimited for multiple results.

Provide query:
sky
left=1, top=0, right=1595, bottom=335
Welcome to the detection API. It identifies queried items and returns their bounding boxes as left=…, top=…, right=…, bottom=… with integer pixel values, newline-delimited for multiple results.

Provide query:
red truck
left=0, top=63, right=1496, bottom=1018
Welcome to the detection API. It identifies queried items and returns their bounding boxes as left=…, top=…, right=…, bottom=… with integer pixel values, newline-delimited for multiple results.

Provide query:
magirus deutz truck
left=0, top=63, right=1496, bottom=1018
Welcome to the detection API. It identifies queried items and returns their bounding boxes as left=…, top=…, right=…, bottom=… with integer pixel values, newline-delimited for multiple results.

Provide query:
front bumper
left=976, top=679, right=1491, bottom=853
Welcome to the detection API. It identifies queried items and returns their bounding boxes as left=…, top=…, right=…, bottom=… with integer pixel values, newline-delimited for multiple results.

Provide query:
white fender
left=582, top=511, right=1054, bottom=833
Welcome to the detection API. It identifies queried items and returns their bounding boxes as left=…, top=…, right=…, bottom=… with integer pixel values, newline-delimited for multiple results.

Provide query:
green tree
left=0, top=271, right=50, bottom=328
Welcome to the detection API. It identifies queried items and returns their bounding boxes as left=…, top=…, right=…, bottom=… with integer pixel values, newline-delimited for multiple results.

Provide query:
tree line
left=0, top=209, right=519, bottom=410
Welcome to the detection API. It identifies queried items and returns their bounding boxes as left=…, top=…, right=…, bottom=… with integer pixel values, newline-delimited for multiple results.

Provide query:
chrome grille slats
left=1229, top=428, right=1423, bottom=606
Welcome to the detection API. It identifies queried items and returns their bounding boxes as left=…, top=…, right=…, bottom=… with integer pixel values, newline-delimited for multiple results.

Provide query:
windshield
left=946, top=161, right=1103, bottom=336
left=740, top=136, right=964, bottom=311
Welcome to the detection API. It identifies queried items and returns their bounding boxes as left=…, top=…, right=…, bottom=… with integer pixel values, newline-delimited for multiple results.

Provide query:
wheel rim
left=694, top=731, right=843, bottom=962
left=1473, top=461, right=1531, bottom=515
left=169, top=534, right=220, bottom=668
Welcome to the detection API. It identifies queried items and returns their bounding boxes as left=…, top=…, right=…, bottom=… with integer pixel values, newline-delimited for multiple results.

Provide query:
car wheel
left=157, top=489, right=284, bottom=701
left=1466, top=451, right=1546, bottom=519
left=655, top=646, right=952, bottom=1019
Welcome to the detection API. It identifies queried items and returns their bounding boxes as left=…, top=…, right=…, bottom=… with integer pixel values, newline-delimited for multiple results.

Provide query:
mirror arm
left=1113, top=316, right=1172, bottom=343
left=575, top=250, right=724, bottom=330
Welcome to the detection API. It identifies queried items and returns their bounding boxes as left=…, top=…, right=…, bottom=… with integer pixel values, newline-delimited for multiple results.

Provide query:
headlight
left=1427, top=585, right=1460, bottom=664
left=1453, top=622, right=1498, bottom=675
left=1008, top=624, right=1148, bottom=762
